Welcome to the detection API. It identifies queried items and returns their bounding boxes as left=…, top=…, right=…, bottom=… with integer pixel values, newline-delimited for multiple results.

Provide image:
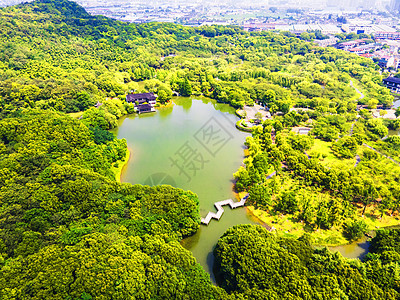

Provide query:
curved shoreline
left=235, top=120, right=253, bottom=132
left=155, top=101, right=174, bottom=109
left=114, top=147, right=131, bottom=183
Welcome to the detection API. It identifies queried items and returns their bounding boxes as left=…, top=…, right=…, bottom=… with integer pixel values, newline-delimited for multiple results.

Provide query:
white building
left=342, top=23, right=397, bottom=34
left=314, top=37, right=339, bottom=47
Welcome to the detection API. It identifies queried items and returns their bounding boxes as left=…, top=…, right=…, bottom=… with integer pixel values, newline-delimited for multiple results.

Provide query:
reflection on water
left=329, top=236, right=370, bottom=260
left=113, top=95, right=387, bottom=282
left=330, top=225, right=400, bottom=260
left=113, top=96, right=259, bottom=279
left=158, top=105, right=174, bottom=119
left=174, top=96, right=193, bottom=111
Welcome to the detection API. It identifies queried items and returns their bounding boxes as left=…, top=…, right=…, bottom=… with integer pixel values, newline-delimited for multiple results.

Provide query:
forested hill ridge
left=1, top=0, right=400, bottom=299
left=0, top=1, right=221, bottom=299
left=0, top=0, right=390, bottom=122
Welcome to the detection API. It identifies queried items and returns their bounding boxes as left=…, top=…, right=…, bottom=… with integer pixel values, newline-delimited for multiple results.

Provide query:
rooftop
left=126, top=92, right=157, bottom=102
left=383, top=77, right=400, bottom=84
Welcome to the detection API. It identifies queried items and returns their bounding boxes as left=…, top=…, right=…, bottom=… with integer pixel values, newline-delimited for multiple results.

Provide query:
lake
left=113, top=96, right=379, bottom=281
left=113, top=96, right=261, bottom=280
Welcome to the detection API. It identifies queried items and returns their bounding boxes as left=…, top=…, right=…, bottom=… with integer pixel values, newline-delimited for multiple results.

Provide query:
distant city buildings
left=314, top=37, right=339, bottom=47
left=391, top=0, right=400, bottom=13
left=342, top=23, right=396, bottom=34
left=376, top=31, right=400, bottom=40
left=335, top=39, right=369, bottom=51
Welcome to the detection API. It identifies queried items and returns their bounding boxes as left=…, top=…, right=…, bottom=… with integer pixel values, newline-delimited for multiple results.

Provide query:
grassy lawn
left=111, top=148, right=131, bottom=183
left=247, top=206, right=348, bottom=246
left=236, top=119, right=253, bottom=132
left=360, top=204, right=400, bottom=229
left=309, top=139, right=356, bottom=170
left=369, top=140, right=400, bottom=163
left=67, top=111, right=84, bottom=119
left=248, top=204, right=400, bottom=247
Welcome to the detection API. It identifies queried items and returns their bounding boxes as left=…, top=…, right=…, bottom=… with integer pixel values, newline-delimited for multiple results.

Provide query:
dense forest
left=214, top=225, right=400, bottom=299
left=0, top=0, right=400, bottom=298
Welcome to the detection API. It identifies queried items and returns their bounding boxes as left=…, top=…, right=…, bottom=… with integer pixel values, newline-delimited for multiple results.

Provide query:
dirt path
left=350, top=80, right=365, bottom=100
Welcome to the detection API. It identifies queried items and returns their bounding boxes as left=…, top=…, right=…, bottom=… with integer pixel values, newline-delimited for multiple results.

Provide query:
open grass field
left=308, top=139, right=356, bottom=170
left=67, top=111, right=84, bottom=119
left=248, top=204, right=400, bottom=247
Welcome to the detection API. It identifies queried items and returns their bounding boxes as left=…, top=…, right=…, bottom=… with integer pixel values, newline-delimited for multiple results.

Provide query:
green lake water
left=113, top=97, right=261, bottom=280
left=329, top=236, right=370, bottom=260
left=113, top=96, right=375, bottom=281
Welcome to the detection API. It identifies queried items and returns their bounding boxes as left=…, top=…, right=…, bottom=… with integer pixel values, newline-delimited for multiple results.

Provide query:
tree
left=179, top=78, right=192, bottom=97
left=261, top=90, right=276, bottom=106
left=247, top=184, right=272, bottom=209
left=273, top=120, right=283, bottom=132
left=214, top=225, right=394, bottom=299
left=379, top=110, right=387, bottom=118
left=157, top=89, right=169, bottom=104
left=368, top=99, right=379, bottom=109
left=332, top=136, right=358, bottom=158
left=255, top=112, right=263, bottom=123
left=276, top=190, right=298, bottom=214
left=395, top=108, right=400, bottom=119
left=343, top=219, right=367, bottom=241
left=300, top=32, right=311, bottom=41
left=90, top=126, right=114, bottom=144
left=71, top=92, right=95, bottom=112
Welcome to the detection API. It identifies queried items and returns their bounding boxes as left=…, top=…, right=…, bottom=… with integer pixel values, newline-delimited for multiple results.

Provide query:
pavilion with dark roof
left=126, top=93, right=157, bottom=104
left=126, top=92, right=157, bottom=114
left=383, top=77, right=400, bottom=94
left=137, top=103, right=155, bottom=114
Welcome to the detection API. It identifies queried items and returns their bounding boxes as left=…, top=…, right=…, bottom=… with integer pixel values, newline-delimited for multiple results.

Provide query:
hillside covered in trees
left=214, top=225, right=400, bottom=299
left=1, top=0, right=400, bottom=298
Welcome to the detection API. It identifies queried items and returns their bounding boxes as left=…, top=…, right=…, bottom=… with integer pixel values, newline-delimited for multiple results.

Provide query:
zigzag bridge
left=200, top=194, right=249, bottom=225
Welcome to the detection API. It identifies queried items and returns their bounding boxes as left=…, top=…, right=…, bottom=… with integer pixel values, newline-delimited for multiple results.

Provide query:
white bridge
left=200, top=194, right=249, bottom=225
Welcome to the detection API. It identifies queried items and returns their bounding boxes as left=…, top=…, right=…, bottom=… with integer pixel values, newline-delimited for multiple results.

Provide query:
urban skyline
left=0, top=0, right=396, bottom=11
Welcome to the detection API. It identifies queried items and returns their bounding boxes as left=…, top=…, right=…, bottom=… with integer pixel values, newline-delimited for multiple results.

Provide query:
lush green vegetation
left=0, top=110, right=223, bottom=299
left=0, top=2, right=224, bottom=298
left=214, top=225, right=399, bottom=299
left=235, top=113, right=400, bottom=244
left=0, top=0, right=399, bottom=297
left=0, top=0, right=389, bottom=123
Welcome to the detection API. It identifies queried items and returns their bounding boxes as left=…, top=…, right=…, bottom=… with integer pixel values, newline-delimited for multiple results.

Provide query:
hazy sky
left=0, top=0, right=391, bottom=10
